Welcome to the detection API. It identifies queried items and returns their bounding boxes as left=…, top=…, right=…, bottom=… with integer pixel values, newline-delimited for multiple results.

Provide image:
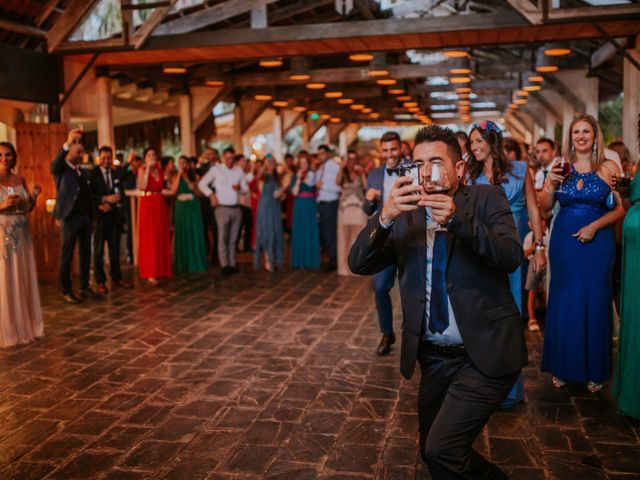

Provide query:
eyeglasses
left=471, top=120, right=501, bottom=134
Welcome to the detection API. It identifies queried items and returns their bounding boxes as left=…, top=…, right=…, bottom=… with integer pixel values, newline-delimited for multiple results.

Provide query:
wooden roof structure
left=1, top=0, right=640, bottom=129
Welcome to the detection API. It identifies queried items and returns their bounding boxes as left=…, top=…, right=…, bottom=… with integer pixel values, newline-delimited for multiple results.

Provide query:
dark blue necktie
left=429, top=231, right=449, bottom=334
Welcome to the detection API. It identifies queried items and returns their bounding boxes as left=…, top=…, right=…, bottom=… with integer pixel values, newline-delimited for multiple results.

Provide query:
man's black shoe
left=62, top=293, right=82, bottom=304
left=229, top=266, right=239, bottom=275
left=79, top=287, right=101, bottom=299
left=376, top=333, right=396, bottom=356
left=221, top=266, right=232, bottom=277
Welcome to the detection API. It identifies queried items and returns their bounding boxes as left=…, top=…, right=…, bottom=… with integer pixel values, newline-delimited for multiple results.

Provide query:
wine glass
left=556, top=157, right=571, bottom=193
left=423, top=162, right=451, bottom=231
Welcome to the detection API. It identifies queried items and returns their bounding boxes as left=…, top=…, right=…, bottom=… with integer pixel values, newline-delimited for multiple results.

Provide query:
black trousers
left=417, top=343, right=519, bottom=480
left=59, top=212, right=92, bottom=294
left=238, top=205, right=253, bottom=252
left=93, top=214, right=122, bottom=284
left=317, top=200, right=338, bottom=267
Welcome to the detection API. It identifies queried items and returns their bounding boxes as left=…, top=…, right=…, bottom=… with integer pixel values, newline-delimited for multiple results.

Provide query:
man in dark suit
left=362, top=131, right=406, bottom=356
left=51, top=128, right=100, bottom=304
left=89, top=145, right=128, bottom=294
left=349, top=125, right=526, bottom=479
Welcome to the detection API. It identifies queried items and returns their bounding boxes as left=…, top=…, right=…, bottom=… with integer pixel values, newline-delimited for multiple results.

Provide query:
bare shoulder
left=598, top=160, right=620, bottom=184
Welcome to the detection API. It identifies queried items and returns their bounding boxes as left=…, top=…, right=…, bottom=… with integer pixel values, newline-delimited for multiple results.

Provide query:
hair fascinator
left=471, top=120, right=501, bottom=134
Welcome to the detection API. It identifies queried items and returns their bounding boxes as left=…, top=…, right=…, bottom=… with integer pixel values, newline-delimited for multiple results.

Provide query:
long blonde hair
left=562, top=114, right=605, bottom=170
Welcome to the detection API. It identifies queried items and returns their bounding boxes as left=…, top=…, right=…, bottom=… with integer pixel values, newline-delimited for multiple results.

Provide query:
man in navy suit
left=363, top=131, right=406, bottom=356
left=349, top=125, right=526, bottom=479
left=51, top=129, right=99, bottom=304
left=89, top=145, right=129, bottom=294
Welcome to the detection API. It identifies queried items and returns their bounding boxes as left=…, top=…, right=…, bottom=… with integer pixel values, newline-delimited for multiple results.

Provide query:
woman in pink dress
left=0, top=142, right=43, bottom=347
left=137, top=147, right=172, bottom=285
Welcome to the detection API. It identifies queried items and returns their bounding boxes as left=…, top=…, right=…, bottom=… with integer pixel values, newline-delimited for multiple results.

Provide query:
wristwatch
left=535, top=240, right=545, bottom=251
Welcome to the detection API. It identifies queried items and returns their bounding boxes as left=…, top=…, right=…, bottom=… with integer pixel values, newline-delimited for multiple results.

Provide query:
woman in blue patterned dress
left=290, top=156, right=321, bottom=269
left=540, top=114, right=624, bottom=393
left=254, top=158, right=285, bottom=271
left=468, top=121, right=547, bottom=409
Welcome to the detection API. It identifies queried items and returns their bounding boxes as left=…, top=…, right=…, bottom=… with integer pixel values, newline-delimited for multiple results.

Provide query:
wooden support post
left=96, top=71, right=114, bottom=148
left=233, top=104, right=243, bottom=153
left=273, top=109, right=283, bottom=162
left=339, top=129, right=348, bottom=158
left=302, top=121, right=310, bottom=151
left=623, top=36, right=640, bottom=163
left=179, top=94, right=195, bottom=156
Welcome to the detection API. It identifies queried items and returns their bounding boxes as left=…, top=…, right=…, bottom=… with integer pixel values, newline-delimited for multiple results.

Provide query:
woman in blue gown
left=468, top=120, right=547, bottom=409
left=254, top=158, right=285, bottom=271
left=290, top=157, right=321, bottom=269
left=539, top=114, right=625, bottom=393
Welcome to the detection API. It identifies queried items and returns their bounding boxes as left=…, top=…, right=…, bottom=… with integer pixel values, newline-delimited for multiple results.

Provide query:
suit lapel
left=408, top=206, right=427, bottom=289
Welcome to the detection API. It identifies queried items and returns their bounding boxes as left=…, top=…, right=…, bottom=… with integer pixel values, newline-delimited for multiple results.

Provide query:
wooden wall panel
left=15, top=122, right=67, bottom=282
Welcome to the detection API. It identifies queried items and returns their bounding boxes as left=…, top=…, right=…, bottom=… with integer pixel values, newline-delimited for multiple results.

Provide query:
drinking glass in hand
left=557, top=158, right=570, bottom=193
left=615, top=172, right=632, bottom=199
left=423, top=163, right=450, bottom=231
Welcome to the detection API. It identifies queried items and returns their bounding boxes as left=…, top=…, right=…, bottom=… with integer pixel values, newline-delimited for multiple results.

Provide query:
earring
left=570, top=145, right=575, bottom=155
left=592, top=143, right=597, bottom=156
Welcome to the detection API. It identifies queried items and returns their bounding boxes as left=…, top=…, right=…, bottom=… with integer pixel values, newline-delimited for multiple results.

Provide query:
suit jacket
left=51, top=148, right=92, bottom=220
left=363, top=166, right=385, bottom=216
left=89, top=166, right=122, bottom=224
left=348, top=184, right=527, bottom=380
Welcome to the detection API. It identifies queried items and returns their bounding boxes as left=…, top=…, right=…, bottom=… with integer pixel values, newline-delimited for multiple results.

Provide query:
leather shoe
left=113, top=279, right=132, bottom=289
left=79, top=287, right=101, bottom=299
left=376, top=333, right=396, bottom=356
left=96, top=283, right=109, bottom=295
left=62, top=293, right=82, bottom=304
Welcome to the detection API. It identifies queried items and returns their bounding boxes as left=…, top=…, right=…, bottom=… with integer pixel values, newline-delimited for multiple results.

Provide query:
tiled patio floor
left=1, top=266, right=639, bottom=479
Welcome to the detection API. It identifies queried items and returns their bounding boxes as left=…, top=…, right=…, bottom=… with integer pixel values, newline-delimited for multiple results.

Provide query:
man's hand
left=365, top=188, right=381, bottom=202
left=380, top=177, right=421, bottom=225
left=418, top=193, right=456, bottom=226
left=232, top=183, right=241, bottom=191
left=103, top=194, right=120, bottom=203
left=210, top=193, right=219, bottom=208
left=98, top=203, right=112, bottom=213
left=65, top=128, right=82, bottom=146
left=316, top=180, right=324, bottom=191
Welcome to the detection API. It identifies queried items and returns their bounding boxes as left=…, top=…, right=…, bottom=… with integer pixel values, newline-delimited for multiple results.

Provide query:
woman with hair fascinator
left=468, top=120, right=546, bottom=410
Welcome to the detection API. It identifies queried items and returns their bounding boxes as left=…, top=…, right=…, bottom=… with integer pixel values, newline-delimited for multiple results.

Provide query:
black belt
left=423, top=342, right=466, bottom=358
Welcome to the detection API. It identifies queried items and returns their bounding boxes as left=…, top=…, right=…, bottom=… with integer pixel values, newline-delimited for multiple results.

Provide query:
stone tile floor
left=0, top=265, right=639, bottom=479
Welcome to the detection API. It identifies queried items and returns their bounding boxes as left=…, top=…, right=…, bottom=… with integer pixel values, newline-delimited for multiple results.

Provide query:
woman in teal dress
left=166, top=156, right=207, bottom=273
left=614, top=144, right=640, bottom=418
left=290, top=156, right=321, bottom=269
left=468, top=121, right=546, bottom=409
left=254, top=158, right=285, bottom=271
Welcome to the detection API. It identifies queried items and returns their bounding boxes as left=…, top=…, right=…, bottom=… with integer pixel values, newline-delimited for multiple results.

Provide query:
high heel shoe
left=587, top=381, right=603, bottom=393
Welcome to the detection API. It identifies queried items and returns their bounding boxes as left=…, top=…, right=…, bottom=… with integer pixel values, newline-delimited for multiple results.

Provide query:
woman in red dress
left=137, top=147, right=172, bottom=284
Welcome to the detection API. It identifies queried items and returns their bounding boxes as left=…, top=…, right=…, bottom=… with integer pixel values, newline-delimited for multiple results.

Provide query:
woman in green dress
left=166, top=156, right=208, bottom=273
left=613, top=135, right=640, bottom=420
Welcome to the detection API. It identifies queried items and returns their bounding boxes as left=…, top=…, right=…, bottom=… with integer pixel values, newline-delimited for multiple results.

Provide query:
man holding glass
left=349, top=125, right=526, bottom=479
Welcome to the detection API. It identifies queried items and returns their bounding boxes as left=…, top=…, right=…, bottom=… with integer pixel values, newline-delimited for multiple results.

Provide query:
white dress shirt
left=198, top=164, right=248, bottom=206
left=316, top=158, right=341, bottom=202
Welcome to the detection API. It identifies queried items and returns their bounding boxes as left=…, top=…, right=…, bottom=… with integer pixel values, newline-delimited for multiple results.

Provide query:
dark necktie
left=106, top=169, right=112, bottom=191
left=543, top=169, right=548, bottom=180
left=428, top=231, right=450, bottom=334
left=386, top=168, right=395, bottom=175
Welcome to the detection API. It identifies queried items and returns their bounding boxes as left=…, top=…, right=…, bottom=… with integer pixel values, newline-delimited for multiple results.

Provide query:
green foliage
left=599, top=95, right=623, bottom=145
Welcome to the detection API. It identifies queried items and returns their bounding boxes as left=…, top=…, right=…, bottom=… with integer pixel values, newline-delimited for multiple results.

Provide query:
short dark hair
left=536, top=137, right=555, bottom=149
left=318, top=144, right=331, bottom=153
left=142, top=147, right=156, bottom=160
left=503, top=138, right=522, bottom=160
left=380, top=131, right=401, bottom=144
left=98, top=145, right=113, bottom=155
left=455, top=131, right=468, bottom=142
left=233, top=154, right=245, bottom=163
left=223, top=147, right=235, bottom=156
left=0, top=142, right=17, bottom=170
left=414, top=125, right=462, bottom=162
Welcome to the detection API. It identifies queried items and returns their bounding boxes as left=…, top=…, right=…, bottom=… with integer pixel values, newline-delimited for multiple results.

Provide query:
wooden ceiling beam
left=34, top=0, right=61, bottom=28
left=0, top=18, right=46, bottom=38
left=153, top=0, right=279, bottom=36
left=46, top=0, right=100, bottom=52
left=132, top=0, right=178, bottom=49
